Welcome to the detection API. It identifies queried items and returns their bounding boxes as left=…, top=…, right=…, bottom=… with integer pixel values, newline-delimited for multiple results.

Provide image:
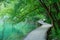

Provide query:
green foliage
left=0, top=0, right=60, bottom=40
left=58, top=13, right=60, bottom=20
left=0, top=20, right=36, bottom=40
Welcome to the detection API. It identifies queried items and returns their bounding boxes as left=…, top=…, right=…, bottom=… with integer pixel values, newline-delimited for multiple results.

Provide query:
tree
left=0, top=0, right=60, bottom=40
left=39, top=0, right=60, bottom=40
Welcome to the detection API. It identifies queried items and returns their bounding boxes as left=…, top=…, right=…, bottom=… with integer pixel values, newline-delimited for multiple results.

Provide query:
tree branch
left=39, top=0, right=58, bottom=33
left=39, top=0, right=54, bottom=23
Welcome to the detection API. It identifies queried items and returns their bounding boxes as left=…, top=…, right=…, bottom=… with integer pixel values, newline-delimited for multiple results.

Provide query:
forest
left=0, top=0, right=60, bottom=40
